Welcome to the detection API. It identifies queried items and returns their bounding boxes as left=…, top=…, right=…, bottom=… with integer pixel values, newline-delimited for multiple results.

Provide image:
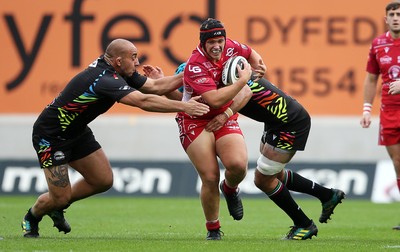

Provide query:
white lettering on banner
left=196, top=168, right=368, bottom=195
left=2, top=167, right=47, bottom=192
left=371, top=160, right=400, bottom=203
left=140, top=168, right=171, bottom=193
left=1, top=166, right=172, bottom=194
left=298, top=169, right=368, bottom=195
left=113, top=167, right=172, bottom=193
left=195, top=169, right=260, bottom=194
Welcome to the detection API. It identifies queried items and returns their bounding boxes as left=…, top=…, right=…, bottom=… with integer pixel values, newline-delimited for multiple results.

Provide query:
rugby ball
left=222, top=56, right=248, bottom=85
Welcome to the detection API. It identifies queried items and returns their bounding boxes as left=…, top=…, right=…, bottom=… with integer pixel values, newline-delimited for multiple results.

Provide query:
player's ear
left=116, top=57, right=122, bottom=66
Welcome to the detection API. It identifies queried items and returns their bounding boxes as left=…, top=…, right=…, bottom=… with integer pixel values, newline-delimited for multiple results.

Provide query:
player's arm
left=165, top=90, right=183, bottom=101
left=360, top=72, right=379, bottom=128
left=201, top=63, right=252, bottom=108
left=205, top=85, right=252, bottom=132
left=138, top=72, right=184, bottom=95
left=247, top=49, right=266, bottom=81
left=231, top=85, right=253, bottom=113
left=119, top=91, right=209, bottom=116
left=140, top=65, right=183, bottom=99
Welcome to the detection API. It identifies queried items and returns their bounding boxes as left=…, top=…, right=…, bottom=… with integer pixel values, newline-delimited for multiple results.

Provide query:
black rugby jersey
left=33, top=55, right=147, bottom=139
left=239, top=78, right=310, bottom=132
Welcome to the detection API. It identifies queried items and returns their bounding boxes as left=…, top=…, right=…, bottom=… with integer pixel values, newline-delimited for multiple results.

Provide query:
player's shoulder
left=224, top=38, right=240, bottom=48
left=225, top=38, right=251, bottom=56
left=371, top=32, right=392, bottom=47
left=185, top=51, right=208, bottom=72
left=94, top=69, right=127, bottom=88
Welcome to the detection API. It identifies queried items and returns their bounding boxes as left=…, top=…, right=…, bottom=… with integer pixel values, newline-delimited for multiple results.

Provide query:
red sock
left=397, top=178, right=400, bottom=193
left=206, top=220, right=220, bottom=231
left=222, top=180, right=237, bottom=195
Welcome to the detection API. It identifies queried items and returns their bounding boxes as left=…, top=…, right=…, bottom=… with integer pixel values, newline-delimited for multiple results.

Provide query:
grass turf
left=0, top=196, right=399, bottom=251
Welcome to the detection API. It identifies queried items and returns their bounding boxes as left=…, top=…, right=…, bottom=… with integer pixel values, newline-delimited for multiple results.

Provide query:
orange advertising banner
left=0, top=0, right=388, bottom=115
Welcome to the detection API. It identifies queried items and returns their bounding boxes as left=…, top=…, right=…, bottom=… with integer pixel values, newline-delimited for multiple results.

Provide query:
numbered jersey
left=181, top=38, right=252, bottom=119
left=367, top=31, right=400, bottom=108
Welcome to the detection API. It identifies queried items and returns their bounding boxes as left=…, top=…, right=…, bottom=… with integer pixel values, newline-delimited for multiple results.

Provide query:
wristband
left=363, top=103, right=372, bottom=115
left=224, top=107, right=234, bottom=118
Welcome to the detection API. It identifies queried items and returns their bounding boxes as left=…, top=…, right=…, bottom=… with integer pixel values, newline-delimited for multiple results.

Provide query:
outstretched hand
left=253, top=59, right=266, bottom=82
left=143, top=65, right=164, bottom=79
left=185, top=96, right=209, bottom=117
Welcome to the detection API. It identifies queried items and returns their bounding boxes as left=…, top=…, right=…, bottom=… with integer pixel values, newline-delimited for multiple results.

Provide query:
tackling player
left=21, top=39, right=209, bottom=238
left=205, top=76, right=345, bottom=240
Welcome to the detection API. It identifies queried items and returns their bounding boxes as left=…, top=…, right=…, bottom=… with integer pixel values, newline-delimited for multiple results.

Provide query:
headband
left=199, top=27, right=226, bottom=48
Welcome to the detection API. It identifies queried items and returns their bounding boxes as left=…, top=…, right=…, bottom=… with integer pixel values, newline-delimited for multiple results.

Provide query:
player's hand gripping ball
left=222, top=56, right=248, bottom=85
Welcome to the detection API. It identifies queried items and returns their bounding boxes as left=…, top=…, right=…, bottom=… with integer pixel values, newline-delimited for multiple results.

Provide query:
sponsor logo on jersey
left=53, top=151, right=65, bottom=161
left=203, top=62, right=213, bottom=69
left=226, top=47, right=234, bottom=57
left=195, top=77, right=207, bottom=84
left=388, top=65, right=400, bottom=79
left=89, top=59, right=98, bottom=68
left=119, top=85, right=130, bottom=90
left=380, top=55, right=392, bottom=64
left=377, top=38, right=388, bottom=45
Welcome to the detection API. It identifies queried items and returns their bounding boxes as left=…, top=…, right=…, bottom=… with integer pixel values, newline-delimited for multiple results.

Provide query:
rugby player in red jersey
left=176, top=18, right=265, bottom=240
left=361, top=1, right=400, bottom=230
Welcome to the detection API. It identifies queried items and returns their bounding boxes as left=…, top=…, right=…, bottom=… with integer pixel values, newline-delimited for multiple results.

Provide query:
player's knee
left=225, top=159, right=247, bottom=178
left=104, top=177, right=114, bottom=191
left=256, top=155, right=285, bottom=176
left=96, top=174, right=113, bottom=192
left=254, top=170, right=276, bottom=192
left=200, top=170, right=220, bottom=186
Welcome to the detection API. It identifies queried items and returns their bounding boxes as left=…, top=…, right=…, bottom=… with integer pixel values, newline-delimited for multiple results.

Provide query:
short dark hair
left=199, top=18, right=226, bottom=48
left=386, top=2, right=400, bottom=13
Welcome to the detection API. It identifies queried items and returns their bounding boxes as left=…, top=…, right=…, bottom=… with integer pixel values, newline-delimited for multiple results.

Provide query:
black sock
left=284, top=170, right=333, bottom=203
left=266, top=180, right=311, bottom=227
left=26, top=208, right=42, bottom=222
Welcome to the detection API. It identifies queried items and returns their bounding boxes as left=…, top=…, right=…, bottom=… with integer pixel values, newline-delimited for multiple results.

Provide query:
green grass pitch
left=0, top=196, right=399, bottom=251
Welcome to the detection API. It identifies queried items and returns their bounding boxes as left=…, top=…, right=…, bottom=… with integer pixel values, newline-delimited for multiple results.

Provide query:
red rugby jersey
left=367, top=31, right=400, bottom=108
left=182, top=38, right=252, bottom=119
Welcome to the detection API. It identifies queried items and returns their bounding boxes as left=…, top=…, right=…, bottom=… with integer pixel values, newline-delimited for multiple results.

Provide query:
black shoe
left=48, top=209, right=71, bottom=234
left=219, top=180, right=243, bottom=220
left=283, top=220, right=318, bottom=240
left=319, top=189, right=345, bottom=223
left=206, top=229, right=223, bottom=240
left=393, top=225, right=400, bottom=230
left=21, top=210, right=40, bottom=238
